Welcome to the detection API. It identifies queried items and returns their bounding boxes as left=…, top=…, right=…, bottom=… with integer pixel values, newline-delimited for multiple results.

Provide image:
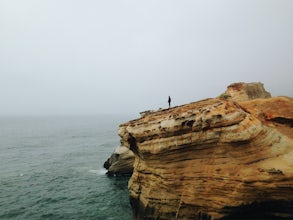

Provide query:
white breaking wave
left=88, top=169, right=107, bottom=175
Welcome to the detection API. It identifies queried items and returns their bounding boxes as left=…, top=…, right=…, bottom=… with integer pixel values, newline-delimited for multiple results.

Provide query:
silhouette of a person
left=168, top=96, right=171, bottom=108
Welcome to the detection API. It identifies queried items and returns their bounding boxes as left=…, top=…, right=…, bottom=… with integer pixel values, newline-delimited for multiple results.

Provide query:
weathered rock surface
left=103, top=82, right=292, bottom=219
left=104, top=82, right=272, bottom=177
left=103, top=145, right=134, bottom=176
left=219, top=82, right=271, bottom=102
left=114, top=82, right=293, bottom=219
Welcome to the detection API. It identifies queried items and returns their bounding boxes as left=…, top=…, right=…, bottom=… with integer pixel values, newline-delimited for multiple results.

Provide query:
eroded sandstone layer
left=115, top=82, right=293, bottom=220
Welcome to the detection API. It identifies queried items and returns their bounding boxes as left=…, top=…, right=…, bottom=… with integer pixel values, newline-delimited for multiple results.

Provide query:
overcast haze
left=0, top=0, right=292, bottom=116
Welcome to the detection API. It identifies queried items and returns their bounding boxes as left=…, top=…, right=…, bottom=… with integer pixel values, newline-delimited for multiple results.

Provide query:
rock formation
left=105, top=82, right=293, bottom=219
left=219, top=82, right=271, bottom=101
left=103, top=145, right=134, bottom=176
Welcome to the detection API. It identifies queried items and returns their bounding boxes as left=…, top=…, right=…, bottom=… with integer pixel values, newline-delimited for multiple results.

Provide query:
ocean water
left=0, top=115, right=133, bottom=220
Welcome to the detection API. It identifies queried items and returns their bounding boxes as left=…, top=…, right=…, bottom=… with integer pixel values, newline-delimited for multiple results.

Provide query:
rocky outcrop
left=103, top=146, right=134, bottom=176
left=104, top=82, right=272, bottom=177
left=104, top=82, right=293, bottom=219
left=219, top=82, right=271, bottom=101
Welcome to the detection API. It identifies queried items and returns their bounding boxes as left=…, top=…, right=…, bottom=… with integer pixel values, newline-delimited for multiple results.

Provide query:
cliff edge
left=106, top=82, right=293, bottom=219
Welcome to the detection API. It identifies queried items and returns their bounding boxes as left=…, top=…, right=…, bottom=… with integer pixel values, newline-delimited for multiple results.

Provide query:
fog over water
left=0, top=0, right=292, bottom=116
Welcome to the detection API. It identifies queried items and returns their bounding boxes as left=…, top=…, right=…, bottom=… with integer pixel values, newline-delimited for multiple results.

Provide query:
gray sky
left=0, top=0, right=292, bottom=116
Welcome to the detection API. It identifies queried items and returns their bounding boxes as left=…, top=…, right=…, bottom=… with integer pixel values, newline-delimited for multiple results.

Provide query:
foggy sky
left=0, top=0, right=292, bottom=116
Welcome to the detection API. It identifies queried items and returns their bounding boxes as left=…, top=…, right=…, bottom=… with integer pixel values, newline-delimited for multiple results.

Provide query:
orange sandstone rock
left=219, top=82, right=271, bottom=101
left=106, top=82, right=293, bottom=219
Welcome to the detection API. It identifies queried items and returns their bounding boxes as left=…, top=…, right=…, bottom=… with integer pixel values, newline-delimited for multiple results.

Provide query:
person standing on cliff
left=168, top=96, right=171, bottom=108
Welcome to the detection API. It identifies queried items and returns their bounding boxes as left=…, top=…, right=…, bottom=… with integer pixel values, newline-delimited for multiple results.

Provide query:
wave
left=88, top=169, right=107, bottom=175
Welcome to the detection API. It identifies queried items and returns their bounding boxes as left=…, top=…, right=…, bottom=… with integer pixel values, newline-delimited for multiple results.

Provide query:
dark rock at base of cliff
left=103, top=146, right=134, bottom=176
left=220, top=200, right=293, bottom=220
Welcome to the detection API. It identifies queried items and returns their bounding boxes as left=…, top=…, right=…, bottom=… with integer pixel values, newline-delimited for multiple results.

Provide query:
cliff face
left=107, top=82, right=293, bottom=219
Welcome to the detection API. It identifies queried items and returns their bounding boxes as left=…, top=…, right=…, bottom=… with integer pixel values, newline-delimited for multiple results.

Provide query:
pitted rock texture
left=104, top=82, right=273, bottom=177
left=118, top=96, right=293, bottom=219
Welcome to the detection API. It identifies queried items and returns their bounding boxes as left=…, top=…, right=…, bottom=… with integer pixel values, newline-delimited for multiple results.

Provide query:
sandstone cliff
left=106, top=82, right=293, bottom=219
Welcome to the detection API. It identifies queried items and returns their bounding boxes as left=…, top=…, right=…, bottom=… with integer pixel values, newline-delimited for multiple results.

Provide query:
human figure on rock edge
left=168, top=96, right=171, bottom=108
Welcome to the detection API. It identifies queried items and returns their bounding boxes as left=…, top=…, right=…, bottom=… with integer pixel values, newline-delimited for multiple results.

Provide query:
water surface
left=0, top=115, right=132, bottom=219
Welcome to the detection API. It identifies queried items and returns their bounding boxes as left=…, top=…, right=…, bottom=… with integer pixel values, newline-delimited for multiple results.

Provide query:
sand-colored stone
left=114, top=83, right=293, bottom=219
left=219, top=82, right=271, bottom=101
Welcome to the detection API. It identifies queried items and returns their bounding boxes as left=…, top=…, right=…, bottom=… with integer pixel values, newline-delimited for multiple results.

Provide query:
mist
left=0, top=0, right=292, bottom=116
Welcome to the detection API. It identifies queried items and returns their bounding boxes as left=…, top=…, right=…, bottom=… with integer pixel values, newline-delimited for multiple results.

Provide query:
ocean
left=0, top=115, right=133, bottom=220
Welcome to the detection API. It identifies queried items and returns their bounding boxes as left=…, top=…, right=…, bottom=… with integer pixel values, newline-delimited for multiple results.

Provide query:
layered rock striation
left=105, top=82, right=293, bottom=219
